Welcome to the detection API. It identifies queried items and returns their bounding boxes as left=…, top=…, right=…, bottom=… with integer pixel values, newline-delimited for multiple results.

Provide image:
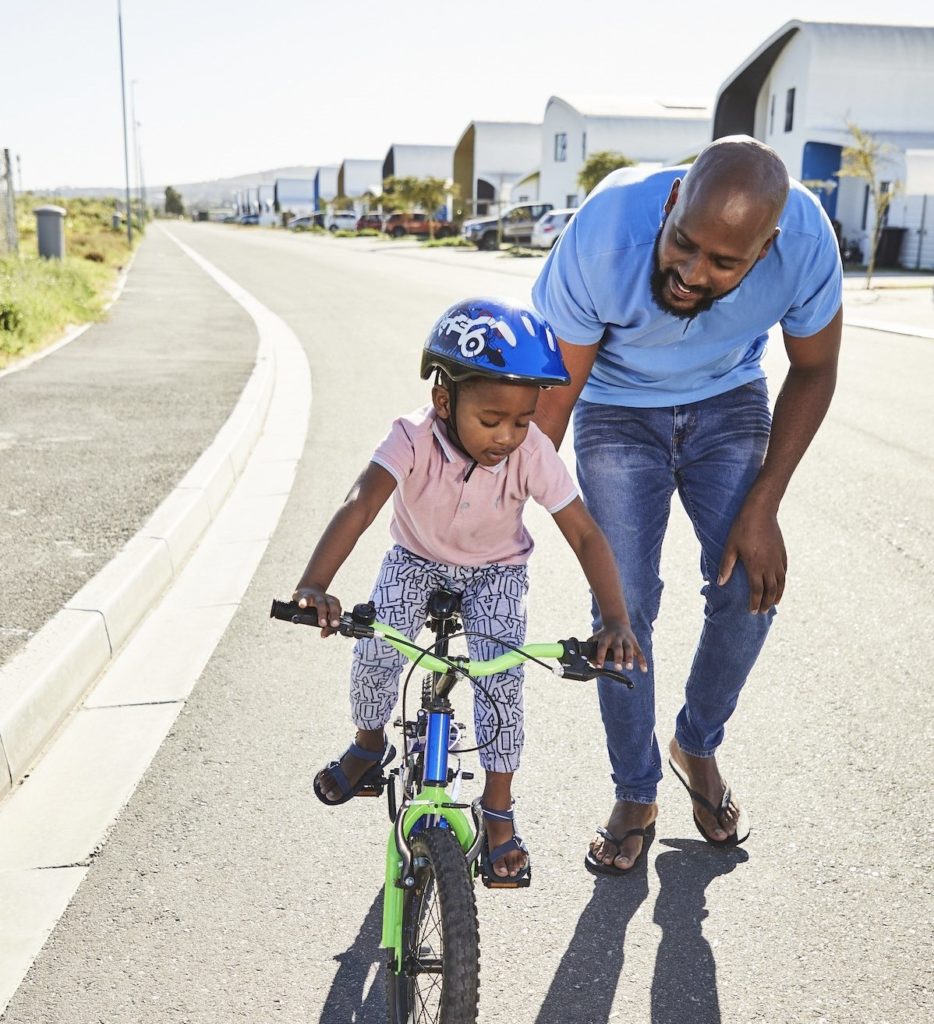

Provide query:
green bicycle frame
left=373, top=622, right=565, bottom=969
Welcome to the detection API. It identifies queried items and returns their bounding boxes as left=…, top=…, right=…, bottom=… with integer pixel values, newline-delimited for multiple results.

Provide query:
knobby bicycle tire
left=386, top=827, right=480, bottom=1024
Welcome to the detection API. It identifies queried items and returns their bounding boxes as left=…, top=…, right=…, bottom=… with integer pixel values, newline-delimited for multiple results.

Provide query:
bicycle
left=270, top=587, right=634, bottom=1024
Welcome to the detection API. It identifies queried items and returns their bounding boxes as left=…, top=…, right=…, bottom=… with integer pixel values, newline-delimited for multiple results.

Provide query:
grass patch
left=502, top=245, right=545, bottom=258
left=0, top=195, right=137, bottom=367
left=421, top=235, right=472, bottom=248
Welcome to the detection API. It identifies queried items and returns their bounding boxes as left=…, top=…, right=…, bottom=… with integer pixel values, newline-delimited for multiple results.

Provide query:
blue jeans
left=573, top=380, right=775, bottom=804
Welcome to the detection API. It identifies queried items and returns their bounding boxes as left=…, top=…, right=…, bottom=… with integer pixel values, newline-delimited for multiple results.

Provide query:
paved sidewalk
left=842, top=271, right=934, bottom=335
left=0, top=230, right=258, bottom=668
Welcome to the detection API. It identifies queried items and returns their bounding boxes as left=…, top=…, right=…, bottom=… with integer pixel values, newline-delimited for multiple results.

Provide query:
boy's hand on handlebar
left=590, top=620, right=648, bottom=674
left=292, top=584, right=342, bottom=637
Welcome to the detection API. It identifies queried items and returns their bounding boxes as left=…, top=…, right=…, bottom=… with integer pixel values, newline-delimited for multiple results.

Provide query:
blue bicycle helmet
left=420, top=297, right=570, bottom=387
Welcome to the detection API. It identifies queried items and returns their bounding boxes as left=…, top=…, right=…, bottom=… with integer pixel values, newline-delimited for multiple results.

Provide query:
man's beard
left=649, top=227, right=748, bottom=320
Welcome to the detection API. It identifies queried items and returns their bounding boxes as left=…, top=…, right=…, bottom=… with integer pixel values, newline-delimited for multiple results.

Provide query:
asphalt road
left=3, top=224, right=932, bottom=1023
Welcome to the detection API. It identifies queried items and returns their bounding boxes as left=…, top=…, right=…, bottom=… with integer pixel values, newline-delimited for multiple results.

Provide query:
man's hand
left=293, top=584, right=342, bottom=637
left=590, top=619, right=649, bottom=674
left=718, top=499, right=787, bottom=613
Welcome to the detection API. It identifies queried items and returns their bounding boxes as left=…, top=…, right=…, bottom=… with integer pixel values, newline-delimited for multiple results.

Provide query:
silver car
left=531, top=208, right=576, bottom=249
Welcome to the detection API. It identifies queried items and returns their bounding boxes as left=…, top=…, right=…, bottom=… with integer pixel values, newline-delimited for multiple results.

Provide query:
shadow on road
left=533, top=833, right=749, bottom=1024
left=318, top=888, right=386, bottom=1024
left=532, top=829, right=654, bottom=1024
left=651, top=837, right=749, bottom=1024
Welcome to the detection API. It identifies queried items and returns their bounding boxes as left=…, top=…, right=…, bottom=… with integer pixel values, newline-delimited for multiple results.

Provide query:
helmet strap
left=436, top=371, right=478, bottom=482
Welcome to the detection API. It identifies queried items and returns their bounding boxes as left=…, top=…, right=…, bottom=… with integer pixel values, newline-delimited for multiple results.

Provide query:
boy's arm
left=551, top=497, right=647, bottom=672
left=293, top=462, right=396, bottom=633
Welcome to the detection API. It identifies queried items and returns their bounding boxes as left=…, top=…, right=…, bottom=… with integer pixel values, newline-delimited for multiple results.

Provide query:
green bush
left=0, top=194, right=135, bottom=367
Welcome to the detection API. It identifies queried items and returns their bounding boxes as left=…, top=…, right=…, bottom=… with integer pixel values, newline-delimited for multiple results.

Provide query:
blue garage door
left=802, top=142, right=842, bottom=219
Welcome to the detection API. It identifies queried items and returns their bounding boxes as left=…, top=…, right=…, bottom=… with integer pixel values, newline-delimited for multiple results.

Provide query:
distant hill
left=33, top=165, right=320, bottom=209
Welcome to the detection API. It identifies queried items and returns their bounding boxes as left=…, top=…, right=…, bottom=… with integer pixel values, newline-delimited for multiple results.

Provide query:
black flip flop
left=668, top=756, right=750, bottom=846
left=584, top=822, right=655, bottom=876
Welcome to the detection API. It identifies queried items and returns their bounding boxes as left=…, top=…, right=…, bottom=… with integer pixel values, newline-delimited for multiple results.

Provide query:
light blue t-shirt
left=531, top=166, right=842, bottom=408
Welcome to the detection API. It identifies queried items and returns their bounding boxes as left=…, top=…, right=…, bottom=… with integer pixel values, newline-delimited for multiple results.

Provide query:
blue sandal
left=313, top=740, right=396, bottom=806
left=478, top=803, right=531, bottom=889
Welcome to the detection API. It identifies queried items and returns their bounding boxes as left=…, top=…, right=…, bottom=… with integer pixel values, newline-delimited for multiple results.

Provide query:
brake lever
left=558, top=637, right=635, bottom=689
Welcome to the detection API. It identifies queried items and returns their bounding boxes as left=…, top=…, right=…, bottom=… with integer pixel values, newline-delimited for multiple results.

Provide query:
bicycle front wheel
left=386, top=826, right=480, bottom=1023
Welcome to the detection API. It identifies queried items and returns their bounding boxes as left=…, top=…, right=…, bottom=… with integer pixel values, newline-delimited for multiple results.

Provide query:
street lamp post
left=131, top=80, right=143, bottom=226
left=117, top=0, right=133, bottom=245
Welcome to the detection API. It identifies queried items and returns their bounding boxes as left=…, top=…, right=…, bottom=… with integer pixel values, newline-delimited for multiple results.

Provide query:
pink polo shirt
left=371, top=406, right=578, bottom=567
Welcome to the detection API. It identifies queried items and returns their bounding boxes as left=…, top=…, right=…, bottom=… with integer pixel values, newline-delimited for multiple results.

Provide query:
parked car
left=383, top=212, right=455, bottom=238
left=237, top=213, right=259, bottom=225
left=324, top=211, right=358, bottom=232
left=461, top=202, right=554, bottom=250
left=288, top=215, right=315, bottom=230
left=530, top=207, right=576, bottom=249
left=356, top=213, right=384, bottom=231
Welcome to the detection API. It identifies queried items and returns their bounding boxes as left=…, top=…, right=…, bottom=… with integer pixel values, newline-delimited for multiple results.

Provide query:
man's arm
left=719, top=306, right=843, bottom=612
left=534, top=338, right=600, bottom=450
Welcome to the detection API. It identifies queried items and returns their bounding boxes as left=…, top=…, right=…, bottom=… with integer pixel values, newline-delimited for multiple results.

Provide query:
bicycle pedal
left=481, top=873, right=532, bottom=890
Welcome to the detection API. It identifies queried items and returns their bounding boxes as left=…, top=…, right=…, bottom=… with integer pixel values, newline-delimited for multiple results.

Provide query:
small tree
left=164, top=186, right=184, bottom=217
left=577, top=151, right=635, bottom=196
left=836, top=121, right=902, bottom=288
left=383, top=175, right=458, bottom=237
left=412, top=177, right=458, bottom=238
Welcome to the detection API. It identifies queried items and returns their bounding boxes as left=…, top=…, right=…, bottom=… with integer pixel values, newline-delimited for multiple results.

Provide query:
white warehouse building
left=382, top=144, right=454, bottom=183
left=714, top=20, right=934, bottom=269
left=338, top=159, right=382, bottom=202
left=452, top=121, right=542, bottom=218
left=539, top=96, right=712, bottom=209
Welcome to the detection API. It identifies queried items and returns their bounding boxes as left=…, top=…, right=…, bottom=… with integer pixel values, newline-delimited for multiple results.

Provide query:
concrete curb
left=842, top=315, right=934, bottom=340
left=0, top=232, right=275, bottom=798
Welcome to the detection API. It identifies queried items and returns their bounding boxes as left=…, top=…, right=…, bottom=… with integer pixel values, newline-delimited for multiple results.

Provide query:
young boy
left=293, top=297, right=646, bottom=885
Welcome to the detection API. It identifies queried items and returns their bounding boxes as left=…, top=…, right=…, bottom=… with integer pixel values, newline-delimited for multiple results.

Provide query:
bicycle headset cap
left=420, top=297, right=570, bottom=388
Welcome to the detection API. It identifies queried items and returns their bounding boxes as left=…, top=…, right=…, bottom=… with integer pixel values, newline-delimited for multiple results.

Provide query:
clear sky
left=4, top=0, right=933, bottom=190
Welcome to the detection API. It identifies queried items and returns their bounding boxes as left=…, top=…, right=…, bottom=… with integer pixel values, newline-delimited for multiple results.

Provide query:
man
left=532, top=136, right=842, bottom=874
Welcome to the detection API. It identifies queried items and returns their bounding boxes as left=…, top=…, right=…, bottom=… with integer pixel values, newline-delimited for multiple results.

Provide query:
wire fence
left=1, top=148, right=18, bottom=255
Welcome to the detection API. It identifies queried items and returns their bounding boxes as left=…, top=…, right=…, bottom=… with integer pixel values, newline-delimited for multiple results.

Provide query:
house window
left=582, top=131, right=587, bottom=160
left=554, top=132, right=567, bottom=162
left=566, top=194, right=578, bottom=207
left=769, top=94, right=775, bottom=135
left=784, top=88, right=795, bottom=132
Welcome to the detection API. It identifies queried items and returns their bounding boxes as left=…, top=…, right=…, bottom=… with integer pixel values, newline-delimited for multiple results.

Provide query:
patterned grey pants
left=350, top=545, right=529, bottom=773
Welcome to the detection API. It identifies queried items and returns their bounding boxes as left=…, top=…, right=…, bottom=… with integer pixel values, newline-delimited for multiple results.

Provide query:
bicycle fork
left=380, top=702, right=483, bottom=968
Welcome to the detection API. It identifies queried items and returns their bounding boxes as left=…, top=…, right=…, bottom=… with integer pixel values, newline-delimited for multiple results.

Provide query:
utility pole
left=138, top=134, right=147, bottom=223
left=131, top=79, right=142, bottom=226
left=2, top=149, right=18, bottom=254
left=117, top=0, right=133, bottom=245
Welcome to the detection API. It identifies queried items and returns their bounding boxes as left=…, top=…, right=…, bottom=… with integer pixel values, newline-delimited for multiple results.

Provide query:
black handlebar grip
left=577, top=640, right=599, bottom=661
left=269, top=599, right=320, bottom=626
left=575, top=639, right=635, bottom=687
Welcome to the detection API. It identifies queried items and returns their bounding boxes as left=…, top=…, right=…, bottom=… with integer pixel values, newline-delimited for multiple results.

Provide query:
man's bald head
left=652, top=137, right=790, bottom=318
left=678, top=136, right=790, bottom=244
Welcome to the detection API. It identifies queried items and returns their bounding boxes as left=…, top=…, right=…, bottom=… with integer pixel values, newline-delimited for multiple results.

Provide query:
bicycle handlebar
left=270, top=598, right=634, bottom=687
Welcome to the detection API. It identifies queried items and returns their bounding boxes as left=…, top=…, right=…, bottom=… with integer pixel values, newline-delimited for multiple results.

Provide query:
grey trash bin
left=875, top=226, right=907, bottom=268
left=35, top=205, right=66, bottom=259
